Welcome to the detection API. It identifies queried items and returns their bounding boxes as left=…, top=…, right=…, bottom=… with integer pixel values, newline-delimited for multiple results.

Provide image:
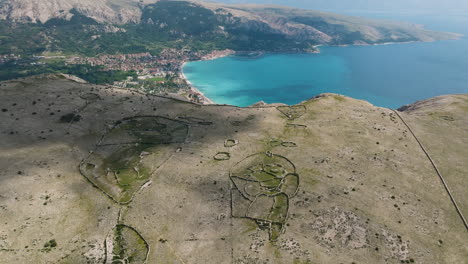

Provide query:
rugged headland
left=0, top=75, right=466, bottom=263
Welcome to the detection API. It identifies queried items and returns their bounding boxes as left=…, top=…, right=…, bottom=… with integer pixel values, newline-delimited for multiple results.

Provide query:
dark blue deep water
left=183, top=15, right=468, bottom=108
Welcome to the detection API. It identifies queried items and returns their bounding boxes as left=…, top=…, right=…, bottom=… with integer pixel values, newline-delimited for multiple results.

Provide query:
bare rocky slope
left=0, top=0, right=144, bottom=24
left=0, top=74, right=466, bottom=263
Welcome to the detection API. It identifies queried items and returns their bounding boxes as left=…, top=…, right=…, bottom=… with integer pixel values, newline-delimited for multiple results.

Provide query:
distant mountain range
left=216, top=0, right=468, bottom=13
left=0, top=0, right=461, bottom=56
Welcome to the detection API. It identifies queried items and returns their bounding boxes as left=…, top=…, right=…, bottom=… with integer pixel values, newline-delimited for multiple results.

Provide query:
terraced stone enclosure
left=80, top=116, right=189, bottom=204
left=104, top=224, right=149, bottom=264
left=230, top=152, right=299, bottom=241
left=0, top=75, right=467, bottom=264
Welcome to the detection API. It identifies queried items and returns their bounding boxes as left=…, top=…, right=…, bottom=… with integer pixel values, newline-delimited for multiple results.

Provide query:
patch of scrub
left=80, top=116, right=189, bottom=204
left=214, top=152, right=231, bottom=161
left=104, top=224, right=149, bottom=264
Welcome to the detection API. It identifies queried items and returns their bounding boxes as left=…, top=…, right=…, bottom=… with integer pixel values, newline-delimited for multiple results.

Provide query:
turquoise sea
left=183, top=14, right=468, bottom=108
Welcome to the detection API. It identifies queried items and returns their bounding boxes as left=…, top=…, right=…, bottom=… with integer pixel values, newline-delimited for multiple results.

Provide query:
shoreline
left=180, top=62, right=215, bottom=105
left=180, top=49, right=236, bottom=105
left=179, top=48, right=321, bottom=104
left=334, top=40, right=419, bottom=47
left=179, top=39, right=458, bottom=106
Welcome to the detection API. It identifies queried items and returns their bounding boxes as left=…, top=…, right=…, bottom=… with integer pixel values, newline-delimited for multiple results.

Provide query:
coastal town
left=0, top=49, right=234, bottom=104
left=0, top=54, right=21, bottom=64
left=67, top=49, right=234, bottom=103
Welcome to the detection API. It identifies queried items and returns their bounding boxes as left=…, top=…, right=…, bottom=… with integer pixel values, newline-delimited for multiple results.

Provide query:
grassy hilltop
left=0, top=74, right=466, bottom=263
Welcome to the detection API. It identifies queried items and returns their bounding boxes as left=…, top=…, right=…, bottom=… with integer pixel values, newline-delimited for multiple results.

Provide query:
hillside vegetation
left=0, top=0, right=461, bottom=56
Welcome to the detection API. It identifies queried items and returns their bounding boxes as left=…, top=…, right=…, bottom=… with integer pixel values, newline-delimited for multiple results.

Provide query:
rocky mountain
left=0, top=0, right=461, bottom=56
left=0, top=74, right=466, bottom=263
left=0, top=0, right=144, bottom=24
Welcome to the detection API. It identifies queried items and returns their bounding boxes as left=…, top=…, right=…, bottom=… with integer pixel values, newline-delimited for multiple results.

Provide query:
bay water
left=183, top=14, right=468, bottom=108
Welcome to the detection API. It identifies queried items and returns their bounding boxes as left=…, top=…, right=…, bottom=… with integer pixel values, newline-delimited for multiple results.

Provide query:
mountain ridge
left=0, top=0, right=462, bottom=57
left=0, top=74, right=466, bottom=263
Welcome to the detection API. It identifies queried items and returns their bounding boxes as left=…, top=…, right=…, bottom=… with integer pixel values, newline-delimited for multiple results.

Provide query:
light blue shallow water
left=183, top=16, right=468, bottom=108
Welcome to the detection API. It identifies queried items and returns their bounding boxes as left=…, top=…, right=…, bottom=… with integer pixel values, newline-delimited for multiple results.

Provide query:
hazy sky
left=215, top=0, right=468, bottom=14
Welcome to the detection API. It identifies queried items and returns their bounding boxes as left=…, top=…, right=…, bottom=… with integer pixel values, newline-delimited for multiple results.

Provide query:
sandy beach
left=180, top=63, right=215, bottom=105
left=180, top=49, right=235, bottom=105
